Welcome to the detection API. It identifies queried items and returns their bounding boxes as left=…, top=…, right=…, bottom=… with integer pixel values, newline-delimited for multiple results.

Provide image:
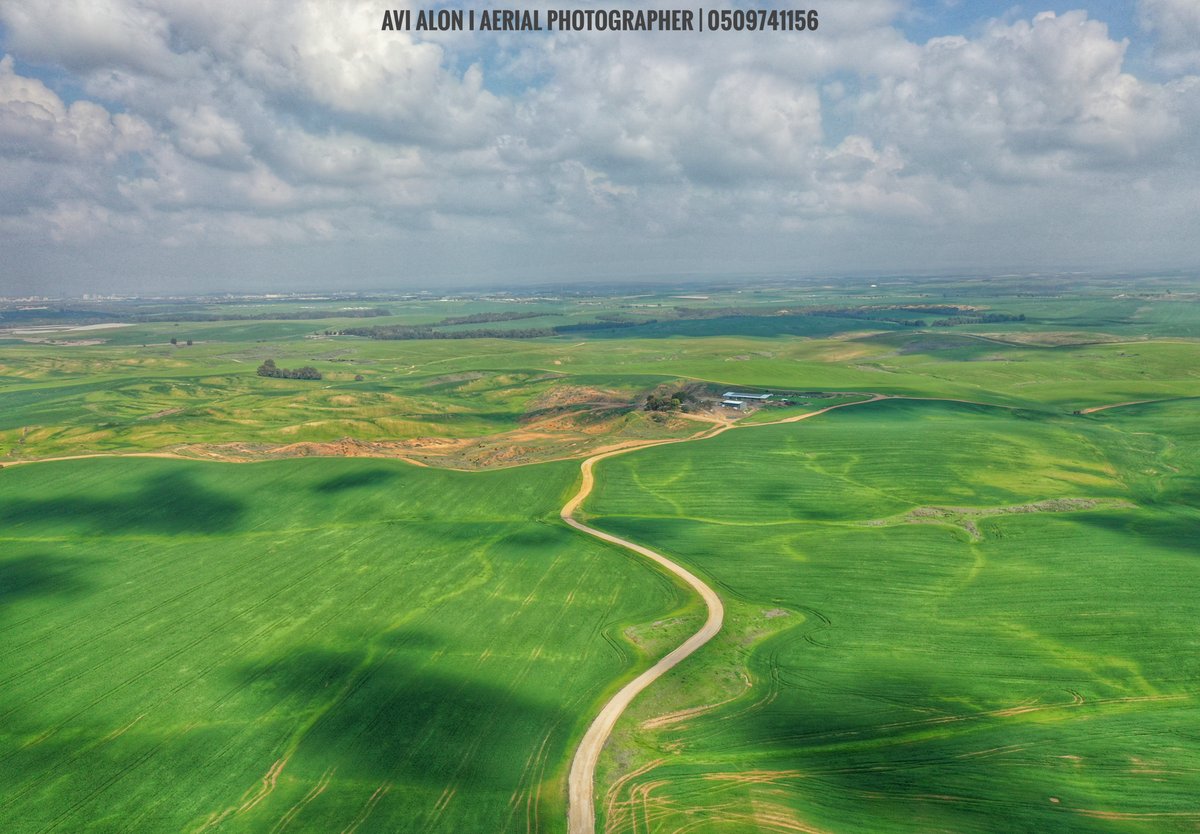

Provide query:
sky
left=1, top=0, right=1199, bottom=295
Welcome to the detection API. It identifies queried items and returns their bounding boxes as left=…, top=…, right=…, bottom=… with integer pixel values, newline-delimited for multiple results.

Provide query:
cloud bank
left=1, top=1, right=1197, bottom=292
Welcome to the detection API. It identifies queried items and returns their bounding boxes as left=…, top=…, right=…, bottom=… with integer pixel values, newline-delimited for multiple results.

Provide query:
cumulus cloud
left=168, top=104, right=252, bottom=167
left=857, top=11, right=1183, bottom=181
left=0, top=55, right=152, bottom=162
left=0, top=1, right=1197, bottom=291
left=1140, top=0, right=1200, bottom=72
left=0, top=0, right=178, bottom=76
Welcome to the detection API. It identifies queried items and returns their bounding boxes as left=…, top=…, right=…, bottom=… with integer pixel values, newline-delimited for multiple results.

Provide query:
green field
left=4, top=276, right=1200, bottom=464
left=584, top=398, right=1200, bottom=833
left=4, top=323, right=1199, bottom=464
left=0, top=457, right=696, bottom=832
left=1, top=276, right=1197, bottom=832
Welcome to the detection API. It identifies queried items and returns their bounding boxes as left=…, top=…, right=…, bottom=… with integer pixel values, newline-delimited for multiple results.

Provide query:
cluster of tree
left=334, top=325, right=555, bottom=340
left=644, top=389, right=695, bottom=412
left=931, top=313, right=1026, bottom=326
left=256, top=358, right=322, bottom=379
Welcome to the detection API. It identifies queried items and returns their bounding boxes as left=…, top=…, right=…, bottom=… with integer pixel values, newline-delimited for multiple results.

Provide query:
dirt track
left=0, top=451, right=191, bottom=467
left=1077, top=397, right=1197, bottom=414
left=561, top=395, right=888, bottom=834
left=561, top=447, right=724, bottom=834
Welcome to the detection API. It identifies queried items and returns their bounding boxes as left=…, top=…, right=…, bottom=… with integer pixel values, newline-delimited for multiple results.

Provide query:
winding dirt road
left=561, top=445, right=725, bottom=834
left=561, top=395, right=888, bottom=834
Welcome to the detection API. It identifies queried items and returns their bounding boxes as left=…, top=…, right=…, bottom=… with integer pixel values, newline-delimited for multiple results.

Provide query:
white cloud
left=0, top=2, right=1197, bottom=290
left=857, top=11, right=1183, bottom=182
left=157, top=0, right=507, bottom=145
left=168, top=104, right=252, bottom=167
left=0, top=55, right=152, bottom=162
left=0, top=0, right=178, bottom=76
left=1140, top=0, right=1200, bottom=72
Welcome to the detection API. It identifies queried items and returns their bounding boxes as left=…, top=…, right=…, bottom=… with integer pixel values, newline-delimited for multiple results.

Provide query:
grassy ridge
left=4, top=275, right=1200, bottom=463
left=584, top=399, right=1200, bottom=833
left=0, top=457, right=696, bottom=832
left=3, top=333, right=1197, bottom=461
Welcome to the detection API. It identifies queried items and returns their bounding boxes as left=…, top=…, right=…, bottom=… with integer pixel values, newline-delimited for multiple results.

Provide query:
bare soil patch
left=865, top=498, right=1136, bottom=540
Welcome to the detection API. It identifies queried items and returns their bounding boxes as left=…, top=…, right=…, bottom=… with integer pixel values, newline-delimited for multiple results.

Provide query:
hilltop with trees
left=256, top=358, right=321, bottom=380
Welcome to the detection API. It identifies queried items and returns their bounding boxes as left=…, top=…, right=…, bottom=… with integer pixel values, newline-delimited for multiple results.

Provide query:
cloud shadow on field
left=662, top=660, right=1177, bottom=834
left=496, top=524, right=562, bottom=549
left=1072, top=509, right=1200, bottom=557
left=0, top=471, right=244, bottom=534
left=0, top=552, right=96, bottom=608
left=312, top=467, right=399, bottom=493
left=232, top=636, right=566, bottom=796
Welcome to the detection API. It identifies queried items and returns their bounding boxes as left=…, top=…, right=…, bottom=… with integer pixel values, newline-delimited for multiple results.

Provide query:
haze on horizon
left=1, top=0, right=1199, bottom=296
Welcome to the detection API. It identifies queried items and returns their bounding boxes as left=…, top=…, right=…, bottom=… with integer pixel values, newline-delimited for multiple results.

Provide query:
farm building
left=721, top=399, right=744, bottom=408
left=723, top=391, right=771, bottom=401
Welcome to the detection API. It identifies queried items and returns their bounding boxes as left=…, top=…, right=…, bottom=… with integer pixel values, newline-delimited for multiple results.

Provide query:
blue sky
left=1, top=1, right=1198, bottom=294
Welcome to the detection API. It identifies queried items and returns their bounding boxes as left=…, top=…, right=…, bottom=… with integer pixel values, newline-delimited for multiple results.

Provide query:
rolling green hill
left=584, top=398, right=1200, bottom=833
left=1, top=278, right=1197, bottom=832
